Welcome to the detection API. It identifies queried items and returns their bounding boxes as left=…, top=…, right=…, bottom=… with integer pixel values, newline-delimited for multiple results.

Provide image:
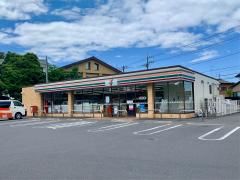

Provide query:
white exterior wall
left=193, top=73, right=220, bottom=111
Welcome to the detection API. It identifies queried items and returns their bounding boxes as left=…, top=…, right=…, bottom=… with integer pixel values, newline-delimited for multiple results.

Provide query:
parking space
left=1, top=116, right=239, bottom=142
left=0, top=114, right=239, bottom=180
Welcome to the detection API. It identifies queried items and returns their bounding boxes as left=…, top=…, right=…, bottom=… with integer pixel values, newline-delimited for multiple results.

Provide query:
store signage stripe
left=35, top=70, right=193, bottom=89
left=36, top=77, right=194, bottom=93
left=120, top=74, right=194, bottom=83
left=35, top=74, right=194, bottom=91
left=35, top=73, right=194, bottom=92
left=35, top=68, right=193, bottom=88
left=35, top=71, right=187, bottom=89
left=35, top=75, right=195, bottom=92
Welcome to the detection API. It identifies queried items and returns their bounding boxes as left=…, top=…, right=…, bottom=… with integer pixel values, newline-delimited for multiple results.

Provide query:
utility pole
left=121, top=65, right=128, bottom=72
left=142, top=55, right=154, bottom=70
left=45, top=56, right=49, bottom=83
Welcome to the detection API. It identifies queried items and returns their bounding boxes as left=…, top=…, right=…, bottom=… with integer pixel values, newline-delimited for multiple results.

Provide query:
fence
left=39, top=99, right=240, bottom=118
left=202, top=98, right=240, bottom=117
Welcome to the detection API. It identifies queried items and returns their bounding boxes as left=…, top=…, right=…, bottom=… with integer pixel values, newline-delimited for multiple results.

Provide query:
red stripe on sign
left=0, top=108, right=10, bottom=111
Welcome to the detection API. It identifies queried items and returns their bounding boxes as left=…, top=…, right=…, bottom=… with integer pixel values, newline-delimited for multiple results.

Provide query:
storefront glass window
left=154, top=81, right=192, bottom=113
left=135, top=85, right=148, bottom=113
left=184, top=81, right=194, bottom=111
left=74, top=88, right=103, bottom=113
left=154, top=83, right=168, bottom=113
left=168, top=81, right=184, bottom=113
left=43, top=92, right=68, bottom=113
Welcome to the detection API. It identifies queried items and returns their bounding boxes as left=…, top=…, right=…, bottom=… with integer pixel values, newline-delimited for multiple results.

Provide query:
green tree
left=0, top=80, right=6, bottom=95
left=48, top=66, right=82, bottom=82
left=48, top=65, right=67, bottom=82
left=225, top=89, right=233, bottom=97
left=65, top=67, right=82, bottom=80
left=1, top=52, right=45, bottom=100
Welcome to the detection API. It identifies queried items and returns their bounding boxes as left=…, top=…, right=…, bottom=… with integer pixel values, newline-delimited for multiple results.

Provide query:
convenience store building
left=22, top=65, right=219, bottom=119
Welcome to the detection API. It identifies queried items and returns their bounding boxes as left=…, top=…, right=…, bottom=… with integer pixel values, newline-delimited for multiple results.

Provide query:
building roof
left=122, top=65, right=219, bottom=81
left=35, top=65, right=219, bottom=86
left=232, top=81, right=240, bottom=88
left=61, top=56, right=122, bottom=73
left=217, top=79, right=234, bottom=84
left=35, top=65, right=195, bottom=92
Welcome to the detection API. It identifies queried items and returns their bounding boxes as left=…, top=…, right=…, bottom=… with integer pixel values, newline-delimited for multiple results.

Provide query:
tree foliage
left=0, top=52, right=45, bottom=100
left=225, top=89, right=233, bottom=97
left=48, top=66, right=81, bottom=82
left=0, top=52, right=82, bottom=100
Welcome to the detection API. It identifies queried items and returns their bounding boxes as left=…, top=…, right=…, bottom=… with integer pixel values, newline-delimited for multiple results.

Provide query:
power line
left=220, top=77, right=238, bottom=80
left=45, top=56, right=49, bottom=83
left=151, top=24, right=240, bottom=58
left=190, top=49, right=240, bottom=66
left=153, top=35, right=239, bottom=63
left=219, top=72, right=239, bottom=77
left=203, top=65, right=240, bottom=73
left=124, top=24, right=240, bottom=67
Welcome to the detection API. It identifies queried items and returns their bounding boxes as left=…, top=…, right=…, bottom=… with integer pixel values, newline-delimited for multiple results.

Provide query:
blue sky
left=0, top=0, right=240, bottom=82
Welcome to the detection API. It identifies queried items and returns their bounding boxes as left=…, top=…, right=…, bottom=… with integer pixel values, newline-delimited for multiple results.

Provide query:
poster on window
left=113, top=106, right=118, bottom=115
left=139, top=104, right=146, bottom=112
left=129, top=104, right=134, bottom=111
left=105, top=96, right=110, bottom=104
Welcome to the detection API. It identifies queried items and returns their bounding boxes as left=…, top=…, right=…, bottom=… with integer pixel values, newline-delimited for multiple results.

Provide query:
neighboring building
left=232, top=81, right=240, bottom=98
left=22, top=65, right=219, bottom=119
left=218, top=79, right=234, bottom=97
left=0, top=59, right=4, bottom=65
left=61, top=56, right=121, bottom=78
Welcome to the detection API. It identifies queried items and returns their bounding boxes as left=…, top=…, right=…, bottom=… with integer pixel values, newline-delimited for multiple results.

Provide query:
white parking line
left=88, top=122, right=138, bottom=132
left=198, top=126, right=240, bottom=141
left=10, top=120, right=61, bottom=127
left=0, top=119, right=42, bottom=126
left=133, top=124, right=183, bottom=135
left=187, top=122, right=223, bottom=126
left=133, top=124, right=170, bottom=135
left=45, top=121, right=95, bottom=130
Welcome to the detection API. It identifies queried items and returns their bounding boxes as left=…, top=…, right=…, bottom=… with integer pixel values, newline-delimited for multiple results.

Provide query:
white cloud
left=1, top=0, right=240, bottom=63
left=51, top=7, right=85, bottom=20
left=190, top=50, right=219, bottom=63
left=115, top=55, right=122, bottom=58
left=0, top=0, right=47, bottom=20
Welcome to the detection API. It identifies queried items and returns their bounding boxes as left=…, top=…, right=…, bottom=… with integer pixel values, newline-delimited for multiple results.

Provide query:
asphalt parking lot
left=0, top=114, right=239, bottom=180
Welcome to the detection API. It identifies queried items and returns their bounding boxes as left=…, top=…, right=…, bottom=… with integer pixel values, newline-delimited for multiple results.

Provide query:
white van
left=0, top=100, right=27, bottom=120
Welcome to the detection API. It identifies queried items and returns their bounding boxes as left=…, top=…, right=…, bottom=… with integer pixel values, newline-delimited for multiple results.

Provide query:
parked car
left=0, top=100, right=27, bottom=120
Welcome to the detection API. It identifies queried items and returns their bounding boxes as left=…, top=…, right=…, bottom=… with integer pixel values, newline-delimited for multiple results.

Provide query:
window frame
left=85, top=62, right=91, bottom=70
left=94, top=63, right=99, bottom=71
left=209, top=84, right=212, bottom=94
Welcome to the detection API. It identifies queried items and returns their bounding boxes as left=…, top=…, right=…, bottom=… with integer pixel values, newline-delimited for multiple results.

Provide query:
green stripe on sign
left=36, top=74, right=194, bottom=92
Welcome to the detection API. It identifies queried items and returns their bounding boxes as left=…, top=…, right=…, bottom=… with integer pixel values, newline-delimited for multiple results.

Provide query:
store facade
left=22, top=65, right=219, bottom=119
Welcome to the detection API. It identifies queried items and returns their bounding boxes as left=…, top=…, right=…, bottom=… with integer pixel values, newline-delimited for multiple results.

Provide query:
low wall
left=73, top=113, right=103, bottom=118
left=37, top=112, right=195, bottom=119
left=136, top=113, right=195, bottom=119
left=41, top=113, right=103, bottom=118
